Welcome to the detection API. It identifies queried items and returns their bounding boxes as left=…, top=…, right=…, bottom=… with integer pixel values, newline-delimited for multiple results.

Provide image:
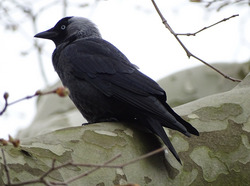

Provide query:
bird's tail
left=163, top=103, right=199, bottom=136
left=144, top=117, right=181, bottom=164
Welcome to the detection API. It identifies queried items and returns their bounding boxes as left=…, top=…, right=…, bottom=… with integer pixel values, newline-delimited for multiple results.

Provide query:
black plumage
left=34, top=16, right=199, bottom=163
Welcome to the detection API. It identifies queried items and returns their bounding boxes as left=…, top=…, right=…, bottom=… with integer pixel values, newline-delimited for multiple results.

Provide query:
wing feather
left=62, top=38, right=191, bottom=135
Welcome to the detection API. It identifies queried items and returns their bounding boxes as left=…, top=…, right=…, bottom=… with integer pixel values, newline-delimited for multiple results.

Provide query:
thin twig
left=204, top=0, right=248, bottom=11
left=0, top=87, right=69, bottom=116
left=64, top=147, right=166, bottom=184
left=118, top=146, right=167, bottom=168
left=7, top=91, right=50, bottom=106
left=39, top=159, right=57, bottom=181
left=1, top=155, right=121, bottom=186
left=10, top=0, right=49, bottom=85
left=151, top=0, right=241, bottom=82
left=0, top=93, right=8, bottom=116
left=1, top=146, right=166, bottom=185
left=1, top=144, right=168, bottom=185
left=56, top=154, right=122, bottom=185
left=1, top=148, right=11, bottom=185
left=176, top=14, right=239, bottom=36
left=68, top=146, right=167, bottom=169
left=6, top=179, right=43, bottom=186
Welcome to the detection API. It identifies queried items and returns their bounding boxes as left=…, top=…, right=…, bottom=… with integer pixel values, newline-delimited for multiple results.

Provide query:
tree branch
left=151, top=0, right=241, bottom=82
left=64, top=154, right=122, bottom=185
left=1, top=148, right=11, bottom=185
left=0, top=93, right=9, bottom=116
left=0, top=87, right=69, bottom=116
left=176, top=14, right=239, bottom=36
left=0, top=146, right=167, bottom=185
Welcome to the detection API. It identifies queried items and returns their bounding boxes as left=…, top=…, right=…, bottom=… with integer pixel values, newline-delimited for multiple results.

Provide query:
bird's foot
left=82, top=122, right=91, bottom=126
left=82, top=117, right=118, bottom=126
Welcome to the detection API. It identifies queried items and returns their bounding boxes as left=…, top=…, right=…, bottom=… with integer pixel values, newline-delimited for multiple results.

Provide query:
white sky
left=0, top=0, right=249, bottom=139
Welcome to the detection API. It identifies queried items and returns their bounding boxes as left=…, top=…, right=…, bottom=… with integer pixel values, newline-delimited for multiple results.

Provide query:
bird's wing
left=62, top=38, right=190, bottom=134
left=64, top=38, right=166, bottom=98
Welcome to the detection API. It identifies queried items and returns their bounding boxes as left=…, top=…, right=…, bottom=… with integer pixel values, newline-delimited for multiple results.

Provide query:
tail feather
left=146, top=117, right=182, bottom=164
left=163, top=103, right=199, bottom=136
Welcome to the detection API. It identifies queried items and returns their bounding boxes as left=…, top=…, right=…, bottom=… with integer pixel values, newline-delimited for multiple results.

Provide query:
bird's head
left=34, top=16, right=101, bottom=46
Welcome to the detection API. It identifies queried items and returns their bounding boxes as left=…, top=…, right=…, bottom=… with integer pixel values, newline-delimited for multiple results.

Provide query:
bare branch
left=1, top=148, right=11, bottom=185
left=7, top=0, right=50, bottom=85
left=0, top=87, right=69, bottom=116
left=68, top=146, right=167, bottom=169
left=39, top=159, right=57, bottom=181
left=118, top=146, right=167, bottom=168
left=204, top=0, right=249, bottom=11
left=0, top=146, right=167, bottom=185
left=176, top=14, right=239, bottom=36
left=151, top=0, right=241, bottom=82
left=64, top=154, right=122, bottom=185
left=0, top=93, right=9, bottom=116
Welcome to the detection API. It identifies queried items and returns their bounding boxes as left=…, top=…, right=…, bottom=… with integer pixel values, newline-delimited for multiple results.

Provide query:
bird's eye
left=61, top=25, right=66, bottom=30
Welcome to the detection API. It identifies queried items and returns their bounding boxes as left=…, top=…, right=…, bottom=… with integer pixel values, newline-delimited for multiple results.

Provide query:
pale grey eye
left=61, top=25, right=66, bottom=30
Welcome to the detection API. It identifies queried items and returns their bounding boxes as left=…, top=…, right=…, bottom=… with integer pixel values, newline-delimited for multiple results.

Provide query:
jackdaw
left=34, top=16, right=199, bottom=163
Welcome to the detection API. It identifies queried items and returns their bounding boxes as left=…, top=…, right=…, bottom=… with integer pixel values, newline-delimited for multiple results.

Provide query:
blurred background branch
left=190, top=0, right=250, bottom=11
left=0, top=0, right=92, bottom=86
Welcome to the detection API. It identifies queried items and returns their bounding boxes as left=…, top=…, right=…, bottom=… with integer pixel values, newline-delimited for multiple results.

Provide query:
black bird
left=34, top=16, right=199, bottom=163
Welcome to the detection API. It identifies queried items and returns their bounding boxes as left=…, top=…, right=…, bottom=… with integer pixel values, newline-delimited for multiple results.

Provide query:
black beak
left=34, top=27, right=58, bottom=40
